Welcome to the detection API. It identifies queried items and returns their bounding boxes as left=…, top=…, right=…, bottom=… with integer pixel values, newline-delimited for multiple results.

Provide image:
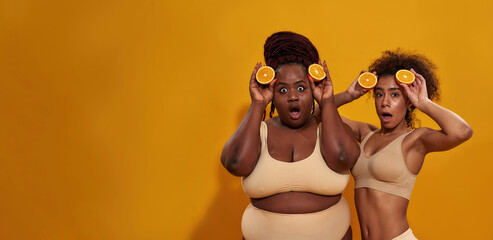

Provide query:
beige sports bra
left=351, top=130, right=417, bottom=200
left=242, top=122, right=349, bottom=199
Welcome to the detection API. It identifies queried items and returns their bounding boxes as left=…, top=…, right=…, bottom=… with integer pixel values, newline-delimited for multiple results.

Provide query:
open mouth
left=381, top=112, right=392, bottom=122
left=289, top=105, right=301, bottom=120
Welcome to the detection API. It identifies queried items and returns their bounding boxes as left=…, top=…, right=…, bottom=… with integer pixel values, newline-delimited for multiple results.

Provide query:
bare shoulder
left=406, top=127, right=427, bottom=139
left=339, top=116, right=378, bottom=142
left=402, top=127, right=434, bottom=153
left=264, top=117, right=274, bottom=125
left=406, top=127, right=438, bottom=142
left=358, top=124, right=379, bottom=142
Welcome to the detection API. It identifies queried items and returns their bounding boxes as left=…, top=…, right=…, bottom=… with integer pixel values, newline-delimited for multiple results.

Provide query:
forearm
left=419, top=100, right=473, bottom=141
left=221, top=102, right=266, bottom=176
left=334, top=91, right=354, bottom=108
left=319, top=99, right=360, bottom=171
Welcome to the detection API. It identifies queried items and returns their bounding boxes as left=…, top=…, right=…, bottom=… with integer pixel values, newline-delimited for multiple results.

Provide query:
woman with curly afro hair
left=221, top=31, right=360, bottom=239
left=334, top=49, right=473, bottom=239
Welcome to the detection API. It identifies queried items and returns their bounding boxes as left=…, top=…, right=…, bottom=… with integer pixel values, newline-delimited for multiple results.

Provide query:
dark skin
left=335, top=70, right=473, bottom=239
left=222, top=62, right=360, bottom=239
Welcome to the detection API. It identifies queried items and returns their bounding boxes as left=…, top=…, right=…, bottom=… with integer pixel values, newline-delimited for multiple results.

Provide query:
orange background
left=1, top=0, right=492, bottom=239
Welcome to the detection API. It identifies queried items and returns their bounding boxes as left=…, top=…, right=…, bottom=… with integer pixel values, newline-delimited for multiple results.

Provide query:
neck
left=379, top=121, right=410, bottom=135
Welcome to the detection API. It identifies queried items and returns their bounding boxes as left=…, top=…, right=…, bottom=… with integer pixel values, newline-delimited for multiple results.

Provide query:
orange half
left=256, top=66, right=275, bottom=84
left=358, top=72, right=378, bottom=89
left=395, top=69, right=415, bottom=85
left=308, top=64, right=326, bottom=81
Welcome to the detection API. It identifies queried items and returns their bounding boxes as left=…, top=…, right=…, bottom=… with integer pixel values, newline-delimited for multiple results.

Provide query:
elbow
left=322, top=140, right=360, bottom=170
left=344, top=144, right=361, bottom=168
left=221, top=155, right=242, bottom=177
left=221, top=152, right=254, bottom=177
left=223, top=157, right=244, bottom=177
left=221, top=143, right=259, bottom=177
left=456, top=125, right=473, bottom=143
left=221, top=145, right=242, bottom=176
left=342, top=141, right=361, bottom=166
left=453, top=123, right=473, bottom=143
left=331, top=145, right=360, bottom=170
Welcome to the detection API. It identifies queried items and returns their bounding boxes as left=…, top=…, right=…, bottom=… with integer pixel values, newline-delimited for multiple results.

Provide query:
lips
left=289, top=105, right=301, bottom=120
left=381, top=112, right=393, bottom=123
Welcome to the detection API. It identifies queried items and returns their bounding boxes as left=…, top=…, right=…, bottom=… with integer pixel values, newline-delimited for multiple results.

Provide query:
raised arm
left=332, top=71, right=377, bottom=142
left=221, top=63, right=276, bottom=177
left=310, top=61, right=360, bottom=172
left=402, top=69, right=473, bottom=153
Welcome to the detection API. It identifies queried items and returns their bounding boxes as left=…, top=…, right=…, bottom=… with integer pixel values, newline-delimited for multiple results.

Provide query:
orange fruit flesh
left=256, top=66, right=275, bottom=84
left=395, top=69, right=415, bottom=85
left=358, top=72, right=378, bottom=89
left=308, top=64, right=325, bottom=81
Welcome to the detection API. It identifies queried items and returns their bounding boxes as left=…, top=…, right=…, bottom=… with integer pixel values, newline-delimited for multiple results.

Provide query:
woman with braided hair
left=221, top=31, right=360, bottom=239
left=334, top=49, right=472, bottom=239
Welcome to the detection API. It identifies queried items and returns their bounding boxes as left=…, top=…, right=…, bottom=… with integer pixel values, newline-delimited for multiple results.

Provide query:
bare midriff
left=355, top=188, right=410, bottom=240
left=251, top=191, right=342, bottom=214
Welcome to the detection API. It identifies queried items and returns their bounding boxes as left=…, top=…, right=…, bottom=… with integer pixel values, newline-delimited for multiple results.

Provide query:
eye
left=280, top=88, right=288, bottom=93
left=375, top=93, right=383, bottom=98
left=391, top=93, right=399, bottom=97
left=297, top=86, right=305, bottom=92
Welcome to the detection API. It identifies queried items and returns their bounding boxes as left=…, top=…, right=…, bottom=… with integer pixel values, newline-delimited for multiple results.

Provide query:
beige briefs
left=393, top=228, right=417, bottom=240
left=241, top=197, right=351, bottom=240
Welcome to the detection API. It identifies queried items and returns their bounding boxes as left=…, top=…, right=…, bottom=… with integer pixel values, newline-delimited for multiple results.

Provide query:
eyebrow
left=375, top=87, right=400, bottom=91
left=277, top=80, right=306, bottom=85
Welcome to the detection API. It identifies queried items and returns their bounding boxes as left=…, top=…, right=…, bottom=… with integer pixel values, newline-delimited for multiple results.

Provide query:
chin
left=281, top=116, right=310, bottom=129
left=290, top=122, right=306, bottom=129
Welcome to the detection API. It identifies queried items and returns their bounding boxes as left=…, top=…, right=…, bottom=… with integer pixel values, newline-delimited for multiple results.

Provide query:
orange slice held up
left=358, top=72, right=378, bottom=89
left=395, top=69, right=415, bottom=85
left=256, top=66, right=275, bottom=84
left=308, top=64, right=326, bottom=81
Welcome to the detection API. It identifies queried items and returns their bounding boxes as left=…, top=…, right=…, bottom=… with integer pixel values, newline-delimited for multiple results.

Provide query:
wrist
left=319, top=97, right=335, bottom=108
left=415, top=99, right=434, bottom=112
left=344, top=90, right=354, bottom=102
left=251, top=100, right=268, bottom=110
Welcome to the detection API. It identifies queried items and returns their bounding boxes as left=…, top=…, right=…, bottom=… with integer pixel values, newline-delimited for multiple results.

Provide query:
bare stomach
left=355, top=188, right=409, bottom=239
left=251, top=191, right=342, bottom=214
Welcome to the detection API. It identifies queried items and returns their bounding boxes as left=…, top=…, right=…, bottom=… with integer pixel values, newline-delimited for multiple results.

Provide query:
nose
left=381, top=95, right=390, bottom=107
left=288, top=91, right=299, bottom=102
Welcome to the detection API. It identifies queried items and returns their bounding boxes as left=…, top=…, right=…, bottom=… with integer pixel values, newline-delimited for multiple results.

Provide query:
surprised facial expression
left=374, top=75, right=411, bottom=130
left=273, top=63, right=313, bottom=128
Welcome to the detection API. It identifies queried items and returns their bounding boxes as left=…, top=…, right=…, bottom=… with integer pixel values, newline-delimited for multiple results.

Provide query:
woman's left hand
left=309, top=60, right=334, bottom=105
left=400, top=68, right=431, bottom=109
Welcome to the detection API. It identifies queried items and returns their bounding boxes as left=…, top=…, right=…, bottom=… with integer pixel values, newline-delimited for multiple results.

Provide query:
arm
left=310, top=61, right=360, bottom=171
left=402, top=69, right=473, bottom=153
left=220, top=63, right=276, bottom=177
left=332, top=71, right=377, bottom=142
left=334, top=70, right=369, bottom=107
left=340, top=116, right=378, bottom=143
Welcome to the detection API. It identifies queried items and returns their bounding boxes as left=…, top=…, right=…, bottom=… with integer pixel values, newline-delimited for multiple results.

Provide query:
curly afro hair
left=369, top=49, right=440, bottom=129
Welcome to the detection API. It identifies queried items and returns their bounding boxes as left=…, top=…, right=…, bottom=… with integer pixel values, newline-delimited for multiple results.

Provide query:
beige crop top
left=351, top=130, right=417, bottom=200
left=242, top=122, right=350, bottom=199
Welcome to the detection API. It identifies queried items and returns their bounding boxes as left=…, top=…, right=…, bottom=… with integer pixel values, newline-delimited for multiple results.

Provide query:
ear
left=401, top=89, right=413, bottom=108
left=406, top=99, right=413, bottom=110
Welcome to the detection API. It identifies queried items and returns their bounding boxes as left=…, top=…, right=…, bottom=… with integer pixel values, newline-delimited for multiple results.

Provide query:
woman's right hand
left=249, top=63, right=277, bottom=107
left=345, top=71, right=372, bottom=101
